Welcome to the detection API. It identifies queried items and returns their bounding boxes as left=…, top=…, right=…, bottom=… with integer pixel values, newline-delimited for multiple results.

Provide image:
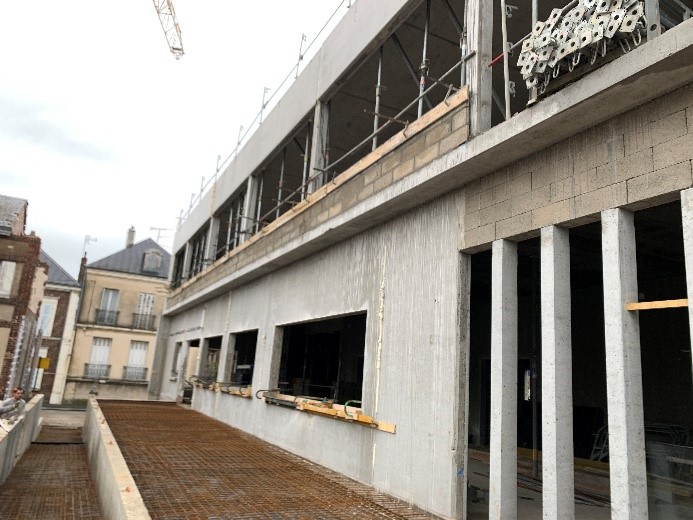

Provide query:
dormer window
left=142, top=250, right=163, bottom=273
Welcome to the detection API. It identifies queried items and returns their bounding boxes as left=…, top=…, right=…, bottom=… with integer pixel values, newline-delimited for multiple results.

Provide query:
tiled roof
left=0, top=195, right=27, bottom=234
left=40, top=250, right=80, bottom=288
left=88, top=238, right=171, bottom=279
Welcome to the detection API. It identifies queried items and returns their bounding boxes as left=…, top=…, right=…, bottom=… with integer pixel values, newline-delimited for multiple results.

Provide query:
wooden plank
left=626, top=299, right=688, bottom=311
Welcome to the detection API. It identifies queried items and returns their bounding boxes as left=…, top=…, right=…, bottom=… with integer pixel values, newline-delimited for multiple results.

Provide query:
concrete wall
left=462, top=83, right=693, bottom=252
left=0, top=394, right=43, bottom=485
left=160, top=191, right=463, bottom=518
left=83, top=397, right=150, bottom=520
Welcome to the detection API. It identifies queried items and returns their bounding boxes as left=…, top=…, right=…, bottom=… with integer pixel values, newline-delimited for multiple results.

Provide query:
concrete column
left=465, top=0, right=493, bottom=135
left=455, top=253, right=472, bottom=520
left=540, top=225, right=575, bottom=520
left=241, top=175, right=259, bottom=243
left=601, top=208, right=647, bottom=520
left=308, top=101, right=329, bottom=193
left=182, top=242, right=192, bottom=279
left=681, top=189, right=693, bottom=384
left=205, top=217, right=220, bottom=264
left=147, top=314, right=172, bottom=400
left=489, top=239, right=517, bottom=520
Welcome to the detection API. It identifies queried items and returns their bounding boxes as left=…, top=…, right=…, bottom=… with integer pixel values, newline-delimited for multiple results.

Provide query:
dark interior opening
left=230, top=330, right=258, bottom=385
left=278, top=313, right=366, bottom=404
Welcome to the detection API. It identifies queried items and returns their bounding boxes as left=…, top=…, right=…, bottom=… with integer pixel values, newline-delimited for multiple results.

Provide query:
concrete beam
left=601, top=208, right=647, bottom=520
left=540, top=225, right=574, bottom=520
left=489, top=238, right=517, bottom=520
left=681, top=189, right=693, bottom=381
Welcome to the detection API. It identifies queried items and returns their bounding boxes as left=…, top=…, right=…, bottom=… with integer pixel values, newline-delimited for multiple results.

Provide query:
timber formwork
left=99, top=400, right=438, bottom=520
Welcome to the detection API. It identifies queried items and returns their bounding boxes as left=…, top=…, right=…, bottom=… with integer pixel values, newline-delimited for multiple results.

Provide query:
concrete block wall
left=0, top=394, right=43, bottom=485
left=462, top=82, right=693, bottom=251
left=168, top=100, right=469, bottom=309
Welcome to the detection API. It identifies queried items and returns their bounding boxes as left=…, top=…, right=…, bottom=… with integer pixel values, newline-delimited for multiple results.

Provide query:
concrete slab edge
left=0, top=394, right=44, bottom=485
left=83, top=397, right=151, bottom=520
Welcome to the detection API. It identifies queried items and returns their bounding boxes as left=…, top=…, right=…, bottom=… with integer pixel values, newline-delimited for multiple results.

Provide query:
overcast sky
left=0, top=1, right=348, bottom=278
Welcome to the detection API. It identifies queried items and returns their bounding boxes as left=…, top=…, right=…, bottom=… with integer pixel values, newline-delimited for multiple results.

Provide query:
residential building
left=150, top=1, right=693, bottom=518
left=35, top=251, right=81, bottom=404
left=65, top=229, right=169, bottom=402
left=0, top=195, right=45, bottom=398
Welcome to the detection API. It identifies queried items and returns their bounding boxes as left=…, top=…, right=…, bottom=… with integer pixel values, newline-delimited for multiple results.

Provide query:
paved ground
left=100, top=400, right=437, bottom=520
left=0, top=409, right=102, bottom=519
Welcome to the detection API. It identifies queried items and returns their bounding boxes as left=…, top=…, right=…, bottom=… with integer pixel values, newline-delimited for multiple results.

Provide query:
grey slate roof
left=0, top=195, right=27, bottom=234
left=88, top=238, right=171, bottom=279
left=40, top=250, right=80, bottom=288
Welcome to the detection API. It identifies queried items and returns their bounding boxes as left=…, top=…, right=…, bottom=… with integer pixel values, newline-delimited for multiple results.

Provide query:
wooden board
left=626, top=299, right=688, bottom=311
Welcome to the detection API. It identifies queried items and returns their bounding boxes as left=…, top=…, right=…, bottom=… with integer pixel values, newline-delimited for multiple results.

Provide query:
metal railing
left=84, top=363, right=110, bottom=379
left=132, top=313, right=156, bottom=331
left=94, top=309, right=119, bottom=326
left=122, top=366, right=148, bottom=381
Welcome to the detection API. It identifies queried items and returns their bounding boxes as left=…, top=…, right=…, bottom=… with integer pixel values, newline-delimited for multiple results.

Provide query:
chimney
left=78, top=253, right=88, bottom=284
left=126, top=226, right=136, bottom=248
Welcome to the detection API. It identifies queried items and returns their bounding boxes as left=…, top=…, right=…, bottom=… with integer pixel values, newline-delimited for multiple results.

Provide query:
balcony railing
left=122, top=366, right=148, bottom=381
left=84, top=363, right=110, bottom=379
left=132, top=313, right=156, bottom=331
left=94, top=309, right=119, bottom=326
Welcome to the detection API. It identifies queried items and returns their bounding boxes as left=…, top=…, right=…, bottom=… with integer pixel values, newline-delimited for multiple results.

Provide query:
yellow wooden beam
left=626, top=298, right=688, bottom=311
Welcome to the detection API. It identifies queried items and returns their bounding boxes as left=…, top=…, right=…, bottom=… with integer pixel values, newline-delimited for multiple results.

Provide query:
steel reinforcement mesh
left=0, top=430, right=103, bottom=519
left=100, top=400, right=439, bottom=520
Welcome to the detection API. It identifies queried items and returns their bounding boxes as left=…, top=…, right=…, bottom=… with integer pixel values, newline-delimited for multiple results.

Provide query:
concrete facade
left=152, top=3, right=693, bottom=518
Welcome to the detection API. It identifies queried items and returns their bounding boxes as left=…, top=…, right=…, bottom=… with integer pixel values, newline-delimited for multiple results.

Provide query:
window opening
left=199, top=336, right=222, bottom=382
left=278, top=313, right=366, bottom=404
left=97, top=289, right=119, bottom=325
left=0, top=261, right=16, bottom=297
left=230, top=330, right=258, bottom=386
left=87, top=337, right=111, bottom=378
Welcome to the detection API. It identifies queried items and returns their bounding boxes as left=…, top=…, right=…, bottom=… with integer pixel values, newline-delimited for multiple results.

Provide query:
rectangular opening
left=199, top=336, right=221, bottom=381
left=277, top=313, right=366, bottom=404
left=229, top=330, right=258, bottom=385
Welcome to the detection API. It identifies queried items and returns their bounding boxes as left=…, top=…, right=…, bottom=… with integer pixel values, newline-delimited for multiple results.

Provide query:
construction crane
left=152, top=0, right=184, bottom=59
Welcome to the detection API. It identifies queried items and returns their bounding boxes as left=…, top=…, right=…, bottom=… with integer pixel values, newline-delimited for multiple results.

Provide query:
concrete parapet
left=83, top=397, right=150, bottom=520
left=0, top=394, right=43, bottom=485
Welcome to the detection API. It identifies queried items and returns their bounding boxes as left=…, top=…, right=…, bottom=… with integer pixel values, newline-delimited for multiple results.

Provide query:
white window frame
left=0, top=261, right=17, bottom=297
left=37, top=297, right=58, bottom=337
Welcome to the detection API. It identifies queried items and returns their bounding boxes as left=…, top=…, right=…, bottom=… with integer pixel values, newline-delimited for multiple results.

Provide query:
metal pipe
left=301, top=126, right=311, bottom=201
left=255, top=174, right=264, bottom=233
left=418, top=0, right=432, bottom=118
left=501, top=0, right=512, bottom=120
left=391, top=34, right=434, bottom=110
left=373, top=45, right=384, bottom=151
left=276, top=147, right=286, bottom=219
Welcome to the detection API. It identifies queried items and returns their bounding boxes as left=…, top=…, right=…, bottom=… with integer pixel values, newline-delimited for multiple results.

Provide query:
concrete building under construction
left=149, top=1, right=693, bottom=518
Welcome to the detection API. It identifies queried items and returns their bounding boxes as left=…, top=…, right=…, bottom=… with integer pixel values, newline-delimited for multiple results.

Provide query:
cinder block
left=508, top=172, right=531, bottom=196
left=688, top=107, right=693, bottom=134
left=647, top=82, right=693, bottom=123
left=465, top=210, right=480, bottom=231
left=465, top=191, right=480, bottom=214
left=492, top=183, right=508, bottom=205
left=574, top=182, right=627, bottom=218
left=393, top=158, right=415, bottom=181
left=554, top=157, right=573, bottom=181
left=381, top=151, right=402, bottom=174
left=489, top=169, right=508, bottom=188
left=425, top=120, right=452, bottom=147
left=461, top=223, right=495, bottom=250
left=532, top=185, right=552, bottom=207
left=362, top=163, right=383, bottom=186
left=480, top=187, right=494, bottom=209
left=653, top=132, right=693, bottom=171
left=440, top=125, right=470, bottom=155
left=479, top=199, right=511, bottom=226
left=496, top=211, right=532, bottom=239
left=372, top=171, right=393, bottom=193
left=627, top=161, right=693, bottom=204
left=414, top=142, right=440, bottom=169
left=401, top=135, right=428, bottom=163
left=357, top=181, right=375, bottom=202
left=574, top=137, right=625, bottom=173
left=622, top=111, right=652, bottom=156
left=328, top=202, right=343, bottom=218
left=532, top=162, right=555, bottom=190
left=550, top=177, right=574, bottom=203
left=532, top=199, right=573, bottom=229
left=511, top=190, right=534, bottom=216
left=650, top=110, right=688, bottom=147
left=614, top=148, right=653, bottom=182
left=452, top=108, right=470, bottom=131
